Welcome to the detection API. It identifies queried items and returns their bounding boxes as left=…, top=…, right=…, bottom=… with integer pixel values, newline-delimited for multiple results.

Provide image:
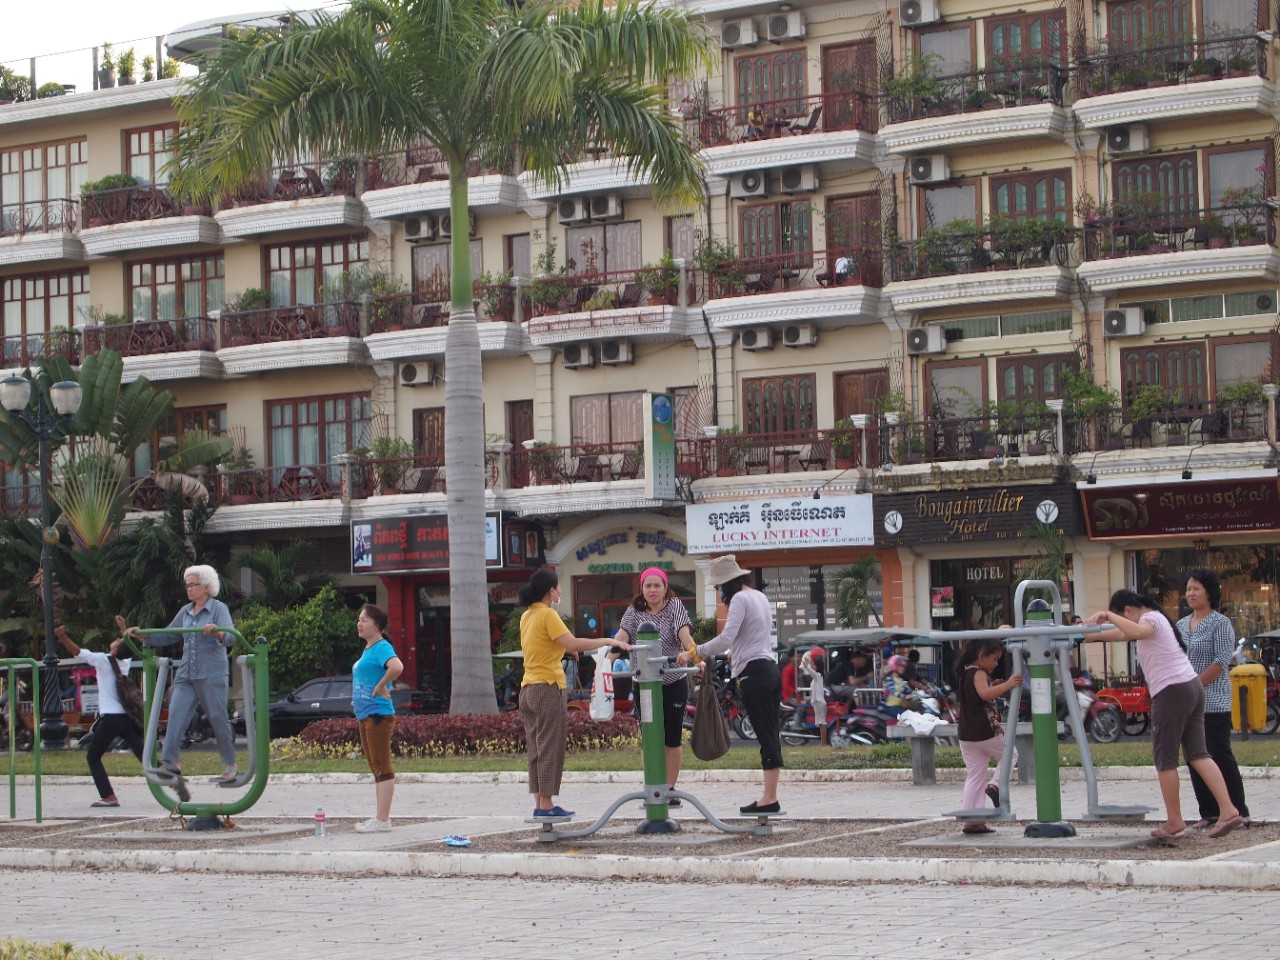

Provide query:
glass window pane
left=1224, top=290, right=1276, bottom=316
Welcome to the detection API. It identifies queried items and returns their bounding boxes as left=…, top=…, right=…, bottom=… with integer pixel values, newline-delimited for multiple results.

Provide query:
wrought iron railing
left=0, top=198, right=78, bottom=238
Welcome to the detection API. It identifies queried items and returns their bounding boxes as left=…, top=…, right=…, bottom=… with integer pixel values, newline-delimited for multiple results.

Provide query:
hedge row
left=297, top=711, right=639, bottom=757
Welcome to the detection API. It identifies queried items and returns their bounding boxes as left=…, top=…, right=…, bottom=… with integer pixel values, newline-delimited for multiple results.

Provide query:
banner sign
left=685, top=495, right=873, bottom=553
left=352, top=513, right=502, bottom=574
left=644, top=391, right=677, bottom=501
left=875, top=483, right=1080, bottom=547
left=1081, top=478, right=1280, bottom=539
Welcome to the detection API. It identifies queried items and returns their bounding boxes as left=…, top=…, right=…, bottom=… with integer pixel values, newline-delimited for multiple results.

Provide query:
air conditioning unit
left=557, top=197, right=590, bottom=224
left=1107, top=124, right=1149, bottom=154
left=403, top=215, right=436, bottom=242
left=767, top=10, right=806, bottom=42
left=590, top=194, right=624, bottom=222
left=562, top=343, right=596, bottom=369
left=779, top=164, right=819, bottom=194
left=730, top=170, right=769, bottom=200
left=900, top=0, right=941, bottom=27
left=1103, top=307, right=1146, bottom=338
left=782, top=323, right=817, bottom=347
left=600, top=340, right=634, bottom=365
left=908, top=154, right=949, bottom=184
left=438, top=211, right=476, bottom=238
left=721, top=18, right=759, bottom=49
left=399, top=361, right=436, bottom=386
left=740, top=326, right=774, bottom=351
left=905, top=326, right=946, bottom=356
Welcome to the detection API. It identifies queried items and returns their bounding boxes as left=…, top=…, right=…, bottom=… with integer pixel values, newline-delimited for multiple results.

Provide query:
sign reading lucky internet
left=684, top=495, right=873, bottom=554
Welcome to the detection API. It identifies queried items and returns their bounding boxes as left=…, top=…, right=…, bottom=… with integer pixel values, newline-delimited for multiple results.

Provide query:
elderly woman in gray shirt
left=677, top=555, right=783, bottom=814
left=124, top=564, right=238, bottom=788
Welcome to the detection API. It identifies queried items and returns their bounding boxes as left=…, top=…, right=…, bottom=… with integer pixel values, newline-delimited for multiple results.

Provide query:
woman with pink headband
left=612, top=566, right=696, bottom=805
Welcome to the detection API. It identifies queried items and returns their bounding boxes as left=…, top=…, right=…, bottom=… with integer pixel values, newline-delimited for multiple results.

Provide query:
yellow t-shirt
left=520, top=603, right=569, bottom=688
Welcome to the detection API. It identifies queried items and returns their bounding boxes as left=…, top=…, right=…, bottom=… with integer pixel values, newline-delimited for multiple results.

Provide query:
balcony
left=363, top=289, right=528, bottom=363
left=80, top=316, right=222, bottom=382
left=217, top=302, right=369, bottom=375
left=0, top=198, right=85, bottom=266
left=0, top=482, right=42, bottom=520
left=215, top=162, right=364, bottom=238
left=79, top=185, right=217, bottom=255
left=524, top=266, right=692, bottom=348
left=880, top=60, right=1068, bottom=154
left=1074, top=34, right=1270, bottom=127
left=2, top=329, right=79, bottom=370
left=1065, top=398, right=1272, bottom=454
left=1076, top=202, right=1279, bottom=292
left=363, top=148, right=521, bottom=220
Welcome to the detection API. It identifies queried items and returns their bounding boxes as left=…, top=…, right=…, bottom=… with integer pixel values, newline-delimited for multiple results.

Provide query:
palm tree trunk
left=445, top=167, right=498, bottom=714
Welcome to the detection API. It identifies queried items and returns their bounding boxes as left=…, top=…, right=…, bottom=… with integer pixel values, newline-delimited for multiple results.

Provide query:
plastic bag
left=691, top=674, right=731, bottom=761
left=589, top=645, right=614, bottom=721
left=898, top=709, right=947, bottom=735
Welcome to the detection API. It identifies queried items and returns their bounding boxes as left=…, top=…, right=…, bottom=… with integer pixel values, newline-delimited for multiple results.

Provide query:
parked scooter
left=780, top=699, right=878, bottom=746
left=1063, top=671, right=1122, bottom=743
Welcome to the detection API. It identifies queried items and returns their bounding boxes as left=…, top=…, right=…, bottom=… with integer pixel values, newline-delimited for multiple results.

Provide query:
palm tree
left=232, top=540, right=334, bottom=610
left=168, top=0, right=710, bottom=713
left=834, top=558, right=883, bottom=628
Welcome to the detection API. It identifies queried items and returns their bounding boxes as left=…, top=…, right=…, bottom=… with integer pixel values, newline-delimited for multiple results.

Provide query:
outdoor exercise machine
left=127, top=625, right=270, bottom=831
left=1, top=657, right=42, bottom=822
left=528, top=621, right=784, bottom=842
left=932, top=579, right=1151, bottom=838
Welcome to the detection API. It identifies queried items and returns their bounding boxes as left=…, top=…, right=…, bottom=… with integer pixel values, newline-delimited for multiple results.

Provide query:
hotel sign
left=875, top=483, right=1080, bottom=547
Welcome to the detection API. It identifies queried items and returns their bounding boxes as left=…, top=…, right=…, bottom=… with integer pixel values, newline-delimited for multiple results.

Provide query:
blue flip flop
left=443, top=835, right=471, bottom=847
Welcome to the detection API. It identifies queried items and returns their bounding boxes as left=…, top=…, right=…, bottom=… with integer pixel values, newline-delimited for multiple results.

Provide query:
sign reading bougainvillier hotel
left=685, top=496, right=873, bottom=553
left=874, top=483, right=1081, bottom=547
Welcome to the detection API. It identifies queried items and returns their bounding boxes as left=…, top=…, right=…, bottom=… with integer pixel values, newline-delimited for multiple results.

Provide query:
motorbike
left=685, top=680, right=755, bottom=740
left=1064, top=672, right=1122, bottom=744
left=495, top=664, right=520, bottom=712
left=780, top=698, right=878, bottom=746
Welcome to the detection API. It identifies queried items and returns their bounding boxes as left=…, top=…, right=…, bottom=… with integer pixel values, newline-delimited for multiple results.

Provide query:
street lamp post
left=0, top=373, right=83, bottom=748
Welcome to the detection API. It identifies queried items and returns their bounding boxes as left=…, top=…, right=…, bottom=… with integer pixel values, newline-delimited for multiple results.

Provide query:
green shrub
left=298, top=710, right=639, bottom=756
left=0, top=940, right=152, bottom=960
left=234, top=585, right=360, bottom=689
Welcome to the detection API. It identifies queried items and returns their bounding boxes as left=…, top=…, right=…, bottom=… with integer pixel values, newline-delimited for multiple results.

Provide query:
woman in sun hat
left=677, top=555, right=783, bottom=814
left=612, top=567, right=696, bottom=805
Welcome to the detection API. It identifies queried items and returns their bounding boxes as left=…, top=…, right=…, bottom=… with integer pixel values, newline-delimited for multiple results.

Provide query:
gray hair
left=184, top=564, right=221, bottom=598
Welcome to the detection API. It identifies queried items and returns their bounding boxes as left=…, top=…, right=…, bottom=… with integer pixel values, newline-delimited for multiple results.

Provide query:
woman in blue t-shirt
left=352, top=604, right=403, bottom=833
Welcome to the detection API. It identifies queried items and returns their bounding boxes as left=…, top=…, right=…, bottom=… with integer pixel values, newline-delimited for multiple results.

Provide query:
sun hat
left=638, top=567, right=668, bottom=586
left=706, top=554, right=751, bottom=586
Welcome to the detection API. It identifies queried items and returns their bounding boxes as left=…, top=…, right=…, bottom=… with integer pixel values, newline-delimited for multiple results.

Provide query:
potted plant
left=219, top=445, right=264, bottom=504
left=142, top=55, right=155, bottom=83
left=369, top=435, right=415, bottom=493
left=97, top=43, right=116, bottom=89
left=116, top=48, right=137, bottom=86
left=223, top=287, right=271, bottom=345
left=830, top=417, right=857, bottom=466
left=1065, top=369, right=1119, bottom=449
left=641, top=252, right=679, bottom=305
left=1227, top=51, right=1255, bottom=77
left=474, top=269, right=514, bottom=321
left=712, top=425, right=748, bottom=475
left=530, top=236, right=572, bottom=315
left=526, top=441, right=564, bottom=484
left=881, top=53, right=945, bottom=122
left=694, top=236, right=745, bottom=296
left=1216, top=378, right=1265, bottom=437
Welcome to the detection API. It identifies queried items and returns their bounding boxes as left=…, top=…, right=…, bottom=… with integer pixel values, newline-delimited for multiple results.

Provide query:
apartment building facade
left=3, top=0, right=1278, bottom=701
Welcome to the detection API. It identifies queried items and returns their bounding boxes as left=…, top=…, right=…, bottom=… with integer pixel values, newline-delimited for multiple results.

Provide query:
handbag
left=690, top=674, right=731, bottom=761
left=110, top=657, right=145, bottom=728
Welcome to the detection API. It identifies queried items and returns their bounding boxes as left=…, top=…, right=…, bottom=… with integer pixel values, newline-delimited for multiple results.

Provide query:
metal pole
left=1022, top=598, right=1066, bottom=833
left=633, top=625, right=677, bottom=834
left=36, top=396, right=67, bottom=749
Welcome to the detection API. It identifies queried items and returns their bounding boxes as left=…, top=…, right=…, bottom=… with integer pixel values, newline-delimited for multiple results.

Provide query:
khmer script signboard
left=684, top=495, right=874, bottom=553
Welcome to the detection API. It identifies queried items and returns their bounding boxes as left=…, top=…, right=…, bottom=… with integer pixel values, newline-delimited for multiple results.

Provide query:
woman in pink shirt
left=1085, top=589, right=1242, bottom=839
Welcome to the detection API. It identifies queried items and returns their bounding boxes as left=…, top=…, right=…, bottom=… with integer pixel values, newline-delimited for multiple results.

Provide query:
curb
left=0, top=844, right=1276, bottom=891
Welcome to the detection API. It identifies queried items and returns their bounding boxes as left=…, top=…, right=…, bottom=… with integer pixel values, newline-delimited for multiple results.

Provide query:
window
left=267, top=236, right=368, bottom=307
left=742, top=374, right=816, bottom=434
left=1120, top=342, right=1208, bottom=408
left=1124, top=289, right=1276, bottom=324
left=1207, top=144, right=1268, bottom=207
left=1114, top=152, right=1197, bottom=217
left=925, top=359, right=986, bottom=417
left=566, top=221, right=642, bottom=275
left=138, top=405, right=229, bottom=475
left=921, top=183, right=976, bottom=229
left=505, top=233, right=530, bottom=276
left=126, top=124, right=179, bottom=186
left=996, top=353, right=1076, bottom=406
left=739, top=201, right=812, bottom=265
left=986, top=10, right=1066, bottom=66
left=666, top=216, right=697, bottom=263
left=1106, top=0, right=1190, bottom=48
left=268, top=393, right=372, bottom=467
left=0, top=138, right=88, bottom=228
left=411, top=239, right=483, bottom=294
left=670, top=385, right=701, bottom=439
left=570, top=392, right=643, bottom=447
left=129, top=255, right=224, bottom=321
left=991, top=170, right=1071, bottom=221
left=1202, top=0, right=1261, bottom=33
left=1211, top=334, right=1278, bottom=389
left=735, top=49, right=806, bottom=116
left=918, top=25, right=973, bottom=74
left=2, top=270, right=90, bottom=345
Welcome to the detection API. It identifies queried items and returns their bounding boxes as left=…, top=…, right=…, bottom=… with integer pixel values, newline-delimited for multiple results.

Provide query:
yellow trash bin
left=1229, top=663, right=1267, bottom=732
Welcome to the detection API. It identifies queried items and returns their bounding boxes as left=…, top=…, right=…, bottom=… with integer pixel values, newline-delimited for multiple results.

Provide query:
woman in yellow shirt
left=518, top=568, right=630, bottom=818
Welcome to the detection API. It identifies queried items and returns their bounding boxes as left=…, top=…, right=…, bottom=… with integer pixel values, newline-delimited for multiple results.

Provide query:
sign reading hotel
left=1081, top=478, right=1280, bottom=539
left=351, top=513, right=502, bottom=574
left=875, top=483, right=1080, bottom=547
left=685, top=495, right=873, bottom=553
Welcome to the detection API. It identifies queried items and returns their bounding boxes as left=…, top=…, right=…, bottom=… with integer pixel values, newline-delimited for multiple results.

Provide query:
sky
left=2, top=1, right=348, bottom=93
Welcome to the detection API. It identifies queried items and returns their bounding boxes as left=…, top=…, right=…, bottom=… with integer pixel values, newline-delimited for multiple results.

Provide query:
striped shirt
left=1177, top=609, right=1236, bottom=713
left=619, top=598, right=692, bottom=686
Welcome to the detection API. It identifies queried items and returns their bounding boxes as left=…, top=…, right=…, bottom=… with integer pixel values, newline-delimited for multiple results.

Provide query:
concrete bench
left=886, top=722, right=1058, bottom=786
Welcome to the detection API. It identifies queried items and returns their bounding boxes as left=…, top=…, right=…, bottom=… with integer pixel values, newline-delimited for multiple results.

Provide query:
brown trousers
left=519, top=683, right=567, bottom=796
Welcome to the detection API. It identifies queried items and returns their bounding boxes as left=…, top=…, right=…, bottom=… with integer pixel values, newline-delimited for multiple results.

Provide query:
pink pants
left=959, top=734, right=1016, bottom=809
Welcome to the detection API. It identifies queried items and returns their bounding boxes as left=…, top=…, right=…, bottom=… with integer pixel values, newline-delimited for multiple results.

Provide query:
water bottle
left=314, top=806, right=326, bottom=837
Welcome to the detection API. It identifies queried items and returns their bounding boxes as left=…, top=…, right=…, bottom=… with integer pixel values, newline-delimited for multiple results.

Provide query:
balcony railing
left=81, top=185, right=209, bottom=227
left=227, top=161, right=359, bottom=207
left=1077, top=33, right=1266, bottom=98
left=1, top=329, right=80, bottom=368
left=1065, top=399, right=1271, bottom=453
left=691, top=247, right=884, bottom=301
left=889, top=222, right=1077, bottom=282
left=1082, top=202, right=1274, bottom=259
left=81, top=316, right=217, bottom=358
left=510, top=441, right=644, bottom=489
left=220, top=302, right=361, bottom=346
left=885, top=61, right=1065, bottom=124
left=0, top=198, right=78, bottom=238
left=685, top=89, right=878, bottom=148
left=0, top=482, right=42, bottom=519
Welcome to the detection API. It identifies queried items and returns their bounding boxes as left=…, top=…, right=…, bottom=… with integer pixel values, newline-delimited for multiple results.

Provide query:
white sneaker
left=355, top=817, right=391, bottom=833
